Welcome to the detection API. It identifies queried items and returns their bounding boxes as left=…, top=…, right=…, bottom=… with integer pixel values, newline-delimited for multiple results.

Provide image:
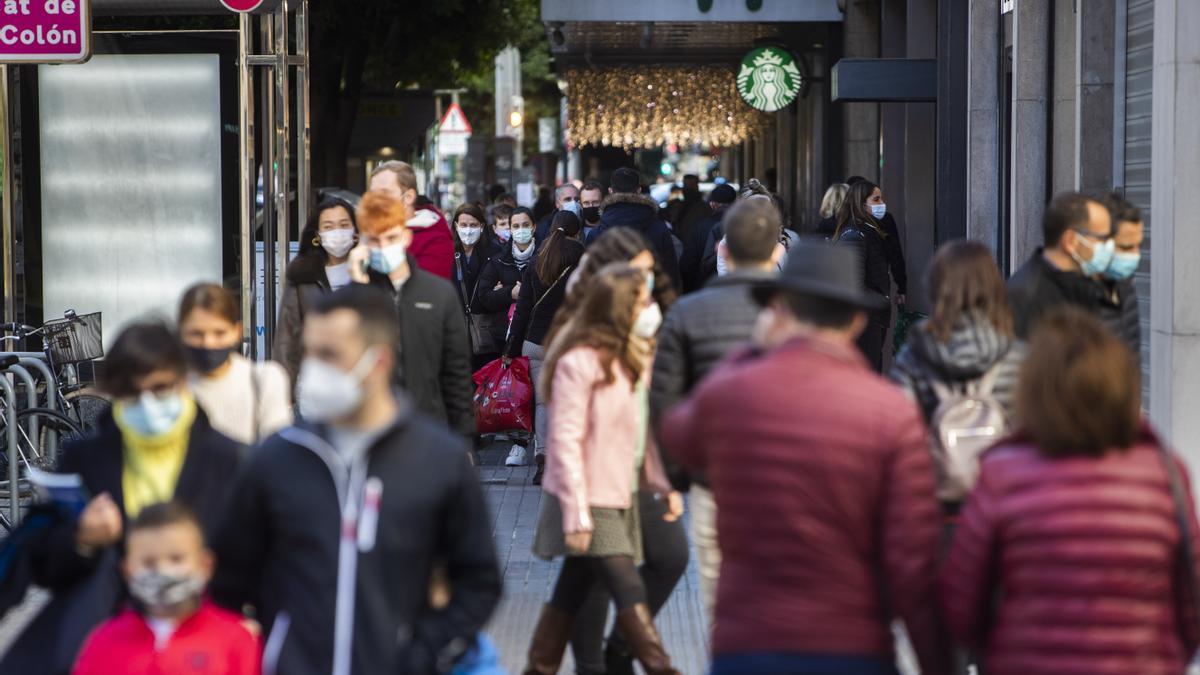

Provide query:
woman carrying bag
left=451, top=202, right=501, bottom=372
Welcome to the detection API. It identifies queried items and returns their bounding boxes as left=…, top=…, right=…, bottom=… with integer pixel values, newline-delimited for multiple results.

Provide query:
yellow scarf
left=113, top=393, right=197, bottom=518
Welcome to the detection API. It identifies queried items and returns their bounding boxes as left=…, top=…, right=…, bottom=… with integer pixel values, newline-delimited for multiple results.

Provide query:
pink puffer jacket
left=941, top=424, right=1200, bottom=675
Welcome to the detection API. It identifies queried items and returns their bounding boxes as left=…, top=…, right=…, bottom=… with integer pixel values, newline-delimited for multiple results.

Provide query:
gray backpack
left=927, top=364, right=1009, bottom=502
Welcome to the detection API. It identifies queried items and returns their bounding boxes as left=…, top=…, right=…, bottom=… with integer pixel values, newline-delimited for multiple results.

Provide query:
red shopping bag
left=472, top=357, right=534, bottom=435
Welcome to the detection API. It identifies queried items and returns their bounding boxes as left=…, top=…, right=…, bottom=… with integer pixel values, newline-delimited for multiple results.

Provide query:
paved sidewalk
left=477, top=440, right=710, bottom=674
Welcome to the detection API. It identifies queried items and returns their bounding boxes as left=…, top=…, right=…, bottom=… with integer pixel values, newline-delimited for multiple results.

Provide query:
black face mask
left=581, top=206, right=601, bottom=224
left=184, top=345, right=235, bottom=374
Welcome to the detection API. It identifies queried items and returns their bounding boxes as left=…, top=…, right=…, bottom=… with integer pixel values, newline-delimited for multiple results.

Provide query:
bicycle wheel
left=0, top=407, right=80, bottom=527
left=63, top=389, right=110, bottom=439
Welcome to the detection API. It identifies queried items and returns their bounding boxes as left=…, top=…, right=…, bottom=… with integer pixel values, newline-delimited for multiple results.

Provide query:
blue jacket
left=587, top=192, right=681, bottom=292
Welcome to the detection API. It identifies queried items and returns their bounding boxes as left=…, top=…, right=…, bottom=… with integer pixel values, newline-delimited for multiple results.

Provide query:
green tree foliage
left=311, top=0, right=556, bottom=187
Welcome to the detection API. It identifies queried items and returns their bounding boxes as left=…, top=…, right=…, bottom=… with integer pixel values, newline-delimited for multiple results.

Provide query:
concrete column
left=1009, top=0, right=1051, bottom=272
left=1149, top=0, right=1200, bottom=460
left=966, top=0, right=1000, bottom=245
left=904, top=0, right=937, bottom=305
left=1075, top=0, right=1116, bottom=195
left=843, top=0, right=881, bottom=182
left=1051, top=0, right=1077, bottom=196
left=880, top=0, right=908, bottom=225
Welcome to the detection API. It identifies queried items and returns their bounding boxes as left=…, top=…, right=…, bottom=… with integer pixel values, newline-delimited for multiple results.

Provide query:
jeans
left=522, top=340, right=547, bottom=457
left=690, top=484, right=720, bottom=628
left=856, top=307, right=891, bottom=373
left=711, top=653, right=900, bottom=675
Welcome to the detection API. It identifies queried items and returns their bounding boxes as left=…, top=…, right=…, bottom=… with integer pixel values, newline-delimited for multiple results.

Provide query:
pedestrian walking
left=274, top=197, right=359, bottom=387
left=815, top=182, right=849, bottom=238
left=1097, top=193, right=1144, bottom=355
left=180, top=283, right=292, bottom=446
left=212, top=285, right=500, bottom=675
left=543, top=227, right=686, bottom=675
left=681, top=183, right=736, bottom=291
left=525, top=263, right=683, bottom=675
left=701, top=178, right=791, bottom=281
left=536, top=182, right=580, bottom=244
left=10, top=322, right=243, bottom=675
left=348, top=191, right=475, bottom=439
left=1006, top=192, right=1113, bottom=338
left=651, top=198, right=783, bottom=626
left=833, top=180, right=894, bottom=371
left=660, top=240, right=949, bottom=675
left=587, top=167, right=681, bottom=293
left=451, top=202, right=501, bottom=371
left=579, top=180, right=605, bottom=242
left=368, top=160, right=455, bottom=280
left=941, top=308, right=1198, bottom=675
left=72, top=503, right=259, bottom=675
left=504, top=210, right=584, bottom=478
left=889, top=240, right=1025, bottom=511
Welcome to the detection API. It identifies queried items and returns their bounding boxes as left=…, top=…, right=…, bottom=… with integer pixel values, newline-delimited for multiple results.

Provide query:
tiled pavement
left=477, top=440, right=711, bottom=675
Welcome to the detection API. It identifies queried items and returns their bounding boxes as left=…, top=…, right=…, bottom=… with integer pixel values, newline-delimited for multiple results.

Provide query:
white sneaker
left=505, top=444, right=526, bottom=467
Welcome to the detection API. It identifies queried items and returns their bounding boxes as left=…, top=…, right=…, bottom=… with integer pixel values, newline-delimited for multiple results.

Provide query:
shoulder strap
left=533, top=265, right=572, bottom=312
left=1158, top=447, right=1200, bottom=643
left=454, top=254, right=475, bottom=317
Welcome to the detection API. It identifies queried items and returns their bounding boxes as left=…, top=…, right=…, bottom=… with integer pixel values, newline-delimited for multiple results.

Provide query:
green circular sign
left=737, top=47, right=803, bottom=112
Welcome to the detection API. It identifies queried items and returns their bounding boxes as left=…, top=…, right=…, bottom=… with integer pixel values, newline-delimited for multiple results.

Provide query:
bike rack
left=0, top=376, right=18, bottom=525
left=18, top=357, right=56, bottom=409
left=4, top=364, right=38, bottom=442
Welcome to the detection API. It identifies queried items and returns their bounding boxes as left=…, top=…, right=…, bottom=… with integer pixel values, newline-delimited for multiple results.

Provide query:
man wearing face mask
left=212, top=285, right=501, bottom=675
left=74, top=503, right=259, bottom=675
left=347, top=191, right=474, bottom=440
left=1095, top=194, right=1144, bottom=355
left=1007, top=192, right=1113, bottom=339
left=579, top=180, right=605, bottom=241
left=535, top=183, right=580, bottom=245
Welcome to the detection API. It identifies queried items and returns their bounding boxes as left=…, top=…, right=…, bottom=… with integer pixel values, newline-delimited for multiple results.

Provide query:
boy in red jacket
left=73, top=502, right=259, bottom=675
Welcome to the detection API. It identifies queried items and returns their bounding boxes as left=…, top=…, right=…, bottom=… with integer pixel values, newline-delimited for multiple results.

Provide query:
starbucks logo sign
left=737, top=47, right=803, bottom=112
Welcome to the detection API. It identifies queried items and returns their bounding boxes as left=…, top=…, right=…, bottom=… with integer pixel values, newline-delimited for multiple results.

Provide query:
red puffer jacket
left=941, top=424, right=1200, bottom=675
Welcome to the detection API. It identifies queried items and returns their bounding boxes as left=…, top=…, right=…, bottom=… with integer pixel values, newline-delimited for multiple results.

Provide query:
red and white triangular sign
left=439, top=103, right=472, bottom=134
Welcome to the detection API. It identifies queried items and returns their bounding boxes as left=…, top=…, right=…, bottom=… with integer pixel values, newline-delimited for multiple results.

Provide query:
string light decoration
left=565, top=66, right=769, bottom=149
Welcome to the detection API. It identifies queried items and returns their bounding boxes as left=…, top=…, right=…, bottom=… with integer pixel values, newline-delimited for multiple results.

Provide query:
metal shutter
left=1125, top=0, right=1153, bottom=403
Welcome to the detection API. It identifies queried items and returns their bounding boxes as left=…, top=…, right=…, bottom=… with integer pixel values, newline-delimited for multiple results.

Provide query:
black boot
left=603, top=633, right=635, bottom=675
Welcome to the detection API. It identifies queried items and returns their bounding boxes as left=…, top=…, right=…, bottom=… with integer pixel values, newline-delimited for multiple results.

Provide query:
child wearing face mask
left=72, top=502, right=259, bottom=675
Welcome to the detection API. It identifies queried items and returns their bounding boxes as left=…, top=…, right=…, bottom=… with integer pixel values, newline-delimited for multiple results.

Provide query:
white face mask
left=869, top=203, right=887, bottom=220
left=716, top=237, right=729, bottom=277
left=296, top=348, right=378, bottom=423
left=512, top=228, right=535, bottom=246
left=456, top=226, right=482, bottom=246
left=633, top=303, right=663, bottom=339
left=319, top=228, right=356, bottom=258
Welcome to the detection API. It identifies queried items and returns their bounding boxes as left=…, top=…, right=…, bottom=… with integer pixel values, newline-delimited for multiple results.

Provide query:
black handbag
left=456, top=255, right=500, bottom=356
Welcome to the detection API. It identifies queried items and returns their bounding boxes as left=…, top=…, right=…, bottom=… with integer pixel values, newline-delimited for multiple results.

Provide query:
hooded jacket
left=211, top=409, right=501, bottom=675
left=587, top=192, right=681, bottom=292
left=1006, top=250, right=1108, bottom=339
left=363, top=260, right=475, bottom=438
left=408, top=206, right=455, bottom=281
left=890, top=316, right=1026, bottom=424
left=275, top=251, right=335, bottom=387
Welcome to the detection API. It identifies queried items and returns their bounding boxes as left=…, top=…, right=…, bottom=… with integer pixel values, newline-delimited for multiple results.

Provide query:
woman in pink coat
left=523, top=263, right=682, bottom=675
left=941, top=308, right=1200, bottom=675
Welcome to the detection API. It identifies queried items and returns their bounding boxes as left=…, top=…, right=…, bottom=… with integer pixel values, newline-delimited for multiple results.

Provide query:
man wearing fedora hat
left=660, top=240, right=949, bottom=675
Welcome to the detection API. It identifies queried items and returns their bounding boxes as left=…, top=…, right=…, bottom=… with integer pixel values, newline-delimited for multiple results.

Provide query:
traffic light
left=508, top=95, right=525, bottom=138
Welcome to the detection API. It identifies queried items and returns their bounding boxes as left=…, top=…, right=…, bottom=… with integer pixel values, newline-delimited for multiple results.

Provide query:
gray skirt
left=533, top=493, right=643, bottom=563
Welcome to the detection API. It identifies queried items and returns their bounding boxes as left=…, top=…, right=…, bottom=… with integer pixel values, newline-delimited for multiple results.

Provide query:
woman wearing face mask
left=833, top=180, right=894, bottom=372
left=26, top=322, right=242, bottom=641
left=451, top=202, right=500, bottom=371
left=274, top=198, right=358, bottom=386
left=525, top=264, right=683, bottom=675
left=502, top=210, right=584, bottom=476
left=545, top=227, right=686, bottom=675
left=179, top=283, right=293, bottom=446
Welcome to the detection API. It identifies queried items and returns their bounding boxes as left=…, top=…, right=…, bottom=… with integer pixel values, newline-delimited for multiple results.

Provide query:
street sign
left=737, top=46, right=803, bottom=112
left=0, top=0, right=91, bottom=64
left=538, top=117, right=558, bottom=153
left=438, top=102, right=471, bottom=157
left=220, top=0, right=266, bottom=11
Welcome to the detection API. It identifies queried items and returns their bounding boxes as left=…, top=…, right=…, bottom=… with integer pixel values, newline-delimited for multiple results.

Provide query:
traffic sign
left=439, top=103, right=472, bottom=134
left=221, top=0, right=266, bottom=11
left=0, top=0, right=91, bottom=64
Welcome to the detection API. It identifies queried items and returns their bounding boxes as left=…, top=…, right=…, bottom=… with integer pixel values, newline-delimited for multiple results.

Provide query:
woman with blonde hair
left=524, top=264, right=682, bottom=675
left=816, top=182, right=849, bottom=236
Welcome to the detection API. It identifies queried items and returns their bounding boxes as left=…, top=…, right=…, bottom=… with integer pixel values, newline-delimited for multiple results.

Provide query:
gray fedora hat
left=751, top=238, right=888, bottom=311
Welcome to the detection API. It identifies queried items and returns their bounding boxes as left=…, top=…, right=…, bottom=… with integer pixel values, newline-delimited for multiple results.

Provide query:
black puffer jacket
left=1006, top=250, right=1109, bottom=339
left=472, top=245, right=531, bottom=348
left=587, top=192, right=681, bottom=292
left=835, top=219, right=891, bottom=305
left=451, top=240, right=498, bottom=313
left=889, top=316, right=1027, bottom=424
left=651, top=270, right=774, bottom=490
left=1096, top=277, right=1141, bottom=356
